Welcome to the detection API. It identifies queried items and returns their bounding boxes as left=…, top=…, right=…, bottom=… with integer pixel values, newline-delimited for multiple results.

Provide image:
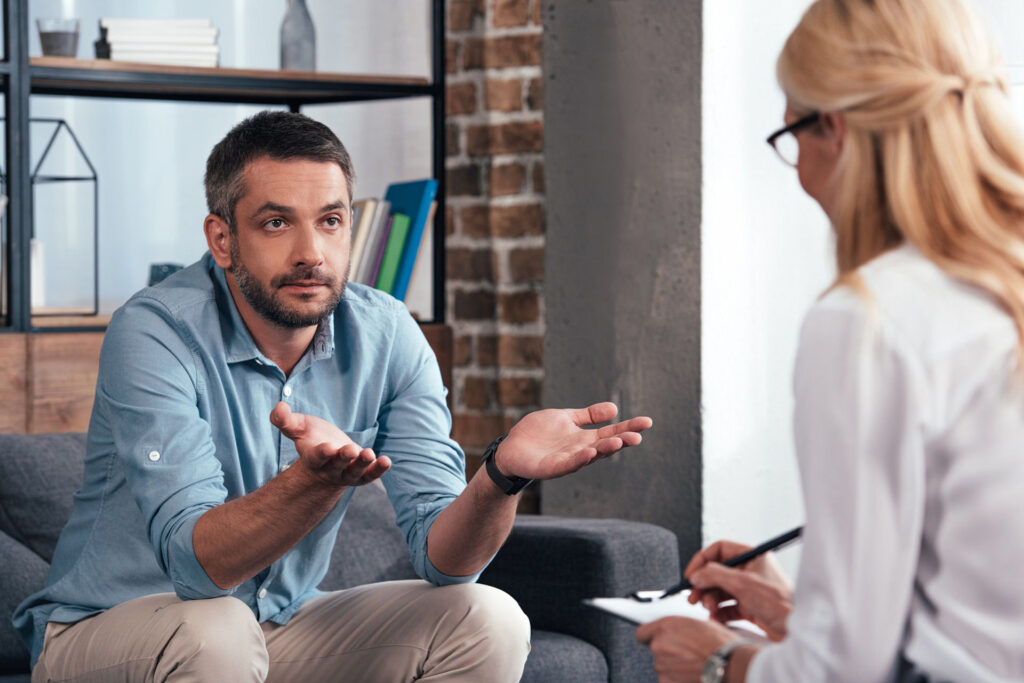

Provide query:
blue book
left=384, top=178, right=439, bottom=301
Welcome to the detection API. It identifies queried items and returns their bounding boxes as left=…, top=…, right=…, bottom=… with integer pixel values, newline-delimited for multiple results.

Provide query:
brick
left=445, top=206, right=455, bottom=236
left=494, top=0, right=530, bottom=28
left=459, top=205, right=490, bottom=238
left=446, top=164, right=481, bottom=197
left=449, top=0, right=483, bottom=31
left=462, top=375, right=492, bottom=410
left=462, top=37, right=485, bottom=70
left=485, top=79, right=523, bottom=112
left=454, top=289, right=496, bottom=321
left=446, top=39, right=458, bottom=75
left=498, top=377, right=538, bottom=407
left=489, top=162, right=526, bottom=197
left=527, top=77, right=543, bottom=110
left=532, top=161, right=544, bottom=192
left=452, top=412, right=506, bottom=450
left=499, top=290, right=540, bottom=323
left=446, top=82, right=477, bottom=116
left=478, top=334, right=498, bottom=365
left=467, top=121, right=544, bottom=155
left=533, top=0, right=541, bottom=26
left=499, top=335, right=543, bottom=367
left=454, top=334, right=472, bottom=366
left=484, top=34, right=542, bottom=68
left=447, top=246, right=494, bottom=280
left=509, top=247, right=544, bottom=282
left=446, top=123, right=460, bottom=157
left=490, top=203, right=545, bottom=237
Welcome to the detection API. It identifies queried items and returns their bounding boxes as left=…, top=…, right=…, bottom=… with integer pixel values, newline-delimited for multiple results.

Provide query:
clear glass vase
left=280, top=0, right=316, bottom=71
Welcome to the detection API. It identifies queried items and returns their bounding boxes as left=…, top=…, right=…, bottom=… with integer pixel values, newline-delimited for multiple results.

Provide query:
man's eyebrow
left=320, top=201, right=349, bottom=214
left=250, top=202, right=294, bottom=219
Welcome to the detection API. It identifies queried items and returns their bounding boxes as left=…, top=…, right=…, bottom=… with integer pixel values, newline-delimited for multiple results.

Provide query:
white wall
left=26, top=0, right=432, bottom=314
left=701, top=0, right=1024, bottom=575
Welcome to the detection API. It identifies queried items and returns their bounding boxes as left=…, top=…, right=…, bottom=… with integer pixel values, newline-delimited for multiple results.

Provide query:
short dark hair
left=204, top=110, right=355, bottom=230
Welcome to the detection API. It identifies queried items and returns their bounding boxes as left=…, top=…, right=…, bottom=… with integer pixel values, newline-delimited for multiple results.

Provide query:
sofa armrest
left=0, top=529, right=47, bottom=674
left=480, top=515, right=679, bottom=683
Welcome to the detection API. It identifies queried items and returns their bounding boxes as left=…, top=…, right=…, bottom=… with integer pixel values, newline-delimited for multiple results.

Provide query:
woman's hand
left=636, top=617, right=740, bottom=683
left=684, top=540, right=793, bottom=641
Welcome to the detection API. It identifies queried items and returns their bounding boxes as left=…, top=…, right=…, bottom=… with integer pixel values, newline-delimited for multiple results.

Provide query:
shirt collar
left=206, top=253, right=336, bottom=366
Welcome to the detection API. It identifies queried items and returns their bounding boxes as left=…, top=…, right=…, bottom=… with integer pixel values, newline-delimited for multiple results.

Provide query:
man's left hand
left=495, top=402, right=652, bottom=480
left=636, top=617, right=738, bottom=683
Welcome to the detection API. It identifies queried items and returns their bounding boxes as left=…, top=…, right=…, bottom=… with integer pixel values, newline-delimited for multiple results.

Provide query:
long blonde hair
left=779, top=0, right=1024, bottom=355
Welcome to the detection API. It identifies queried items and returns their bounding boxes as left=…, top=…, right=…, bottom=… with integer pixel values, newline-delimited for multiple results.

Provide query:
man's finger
left=270, top=401, right=306, bottom=437
left=570, top=402, right=618, bottom=427
left=595, top=416, right=653, bottom=439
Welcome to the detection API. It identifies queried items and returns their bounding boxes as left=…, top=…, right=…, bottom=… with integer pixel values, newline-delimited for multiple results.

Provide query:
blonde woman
left=637, top=0, right=1024, bottom=681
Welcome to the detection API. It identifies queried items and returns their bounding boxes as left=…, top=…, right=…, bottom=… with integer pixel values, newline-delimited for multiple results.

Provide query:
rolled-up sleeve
left=374, top=309, right=479, bottom=585
left=97, top=299, right=235, bottom=600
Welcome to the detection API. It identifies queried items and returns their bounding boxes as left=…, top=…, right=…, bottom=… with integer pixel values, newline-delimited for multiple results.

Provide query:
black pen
left=630, top=525, right=803, bottom=602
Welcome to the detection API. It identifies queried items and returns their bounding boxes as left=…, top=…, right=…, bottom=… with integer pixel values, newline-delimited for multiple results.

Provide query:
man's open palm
left=496, top=402, right=653, bottom=480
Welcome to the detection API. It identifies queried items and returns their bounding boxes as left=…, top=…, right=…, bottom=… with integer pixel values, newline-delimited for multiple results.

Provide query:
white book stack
left=95, top=18, right=219, bottom=68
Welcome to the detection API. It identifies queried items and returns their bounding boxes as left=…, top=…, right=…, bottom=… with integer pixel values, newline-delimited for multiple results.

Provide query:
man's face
left=226, top=157, right=351, bottom=329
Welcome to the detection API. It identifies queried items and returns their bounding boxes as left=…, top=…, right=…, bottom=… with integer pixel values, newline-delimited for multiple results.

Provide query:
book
left=100, top=18, right=213, bottom=30
left=375, top=213, right=411, bottom=294
left=356, top=199, right=391, bottom=284
left=404, top=201, right=436, bottom=320
left=108, top=44, right=219, bottom=56
left=107, top=52, right=219, bottom=67
left=383, top=179, right=439, bottom=301
left=100, top=28, right=219, bottom=44
left=349, top=198, right=377, bottom=278
left=366, top=214, right=394, bottom=287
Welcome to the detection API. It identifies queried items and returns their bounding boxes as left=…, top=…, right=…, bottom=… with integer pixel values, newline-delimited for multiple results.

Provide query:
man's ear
left=204, top=214, right=233, bottom=269
left=820, top=111, right=847, bottom=158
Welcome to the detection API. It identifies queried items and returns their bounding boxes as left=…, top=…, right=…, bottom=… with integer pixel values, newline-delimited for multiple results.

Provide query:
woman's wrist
left=724, top=643, right=760, bottom=683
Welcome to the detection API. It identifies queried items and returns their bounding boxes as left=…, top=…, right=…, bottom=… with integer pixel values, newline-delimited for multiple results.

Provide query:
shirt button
left=148, top=451, right=160, bottom=462
left=279, top=463, right=291, bottom=473
left=258, top=588, right=268, bottom=599
left=255, top=359, right=264, bottom=366
left=283, top=386, right=293, bottom=397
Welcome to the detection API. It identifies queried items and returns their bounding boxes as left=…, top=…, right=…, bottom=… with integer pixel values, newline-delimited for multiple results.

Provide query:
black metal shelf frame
left=1, top=0, right=446, bottom=331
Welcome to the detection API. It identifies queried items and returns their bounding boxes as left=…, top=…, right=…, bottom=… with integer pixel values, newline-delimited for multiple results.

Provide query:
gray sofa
left=0, top=433, right=680, bottom=682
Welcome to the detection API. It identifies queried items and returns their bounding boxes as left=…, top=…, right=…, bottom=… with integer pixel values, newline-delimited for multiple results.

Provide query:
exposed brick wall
left=446, top=0, right=544, bottom=513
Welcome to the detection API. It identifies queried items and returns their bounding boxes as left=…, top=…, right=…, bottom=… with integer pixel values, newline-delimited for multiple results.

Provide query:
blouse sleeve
left=749, top=291, right=928, bottom=682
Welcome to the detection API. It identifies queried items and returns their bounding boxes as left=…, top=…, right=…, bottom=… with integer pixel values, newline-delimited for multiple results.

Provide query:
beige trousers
left=31, top=580, right=530, bottom=682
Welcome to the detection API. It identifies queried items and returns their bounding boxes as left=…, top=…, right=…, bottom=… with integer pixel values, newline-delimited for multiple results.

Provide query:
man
left=14, top=111, right=653, bottom=682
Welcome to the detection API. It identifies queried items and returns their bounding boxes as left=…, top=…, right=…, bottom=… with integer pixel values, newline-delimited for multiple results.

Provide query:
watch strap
left=701, top=640, right=747, bottom=683
left=482, top=435, right=533, bottom=495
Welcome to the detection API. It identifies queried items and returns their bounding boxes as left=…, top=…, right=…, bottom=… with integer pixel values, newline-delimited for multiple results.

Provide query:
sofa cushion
left=0, top=530, right=47, bottom=673
left=0, top=433, right=86, bottom=563
left=522, top=629, right=608, bottom=682
left=319, top=481, right=418, bottom=591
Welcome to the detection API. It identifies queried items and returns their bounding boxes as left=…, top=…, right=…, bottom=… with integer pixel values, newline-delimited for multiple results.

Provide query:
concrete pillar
left=541, top=0, right=703, bottom=560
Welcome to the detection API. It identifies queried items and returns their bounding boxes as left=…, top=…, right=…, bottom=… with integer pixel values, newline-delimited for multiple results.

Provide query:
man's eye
left=266, top=219, right=285, bottom=229
left=325, top=216, right=341, bottom=227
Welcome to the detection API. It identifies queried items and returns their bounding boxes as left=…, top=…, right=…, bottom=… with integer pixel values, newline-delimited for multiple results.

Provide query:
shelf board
left=27, top=57, right=435, bottom=105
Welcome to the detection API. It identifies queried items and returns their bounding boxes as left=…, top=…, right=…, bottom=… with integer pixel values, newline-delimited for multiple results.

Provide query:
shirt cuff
left=166, top=513, right=238, bottom=600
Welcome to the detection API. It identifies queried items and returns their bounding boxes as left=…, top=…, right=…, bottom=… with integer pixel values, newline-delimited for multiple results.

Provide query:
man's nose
left=291, top=224, right=325, bottom=266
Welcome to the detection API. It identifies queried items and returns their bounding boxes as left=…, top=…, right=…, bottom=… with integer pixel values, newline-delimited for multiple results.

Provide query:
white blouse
left=749, top=245, right=1024, bottom=682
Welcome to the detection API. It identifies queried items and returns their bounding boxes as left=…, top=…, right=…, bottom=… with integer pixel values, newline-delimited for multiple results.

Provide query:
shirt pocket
left=347, top=425, right=380, bottom=451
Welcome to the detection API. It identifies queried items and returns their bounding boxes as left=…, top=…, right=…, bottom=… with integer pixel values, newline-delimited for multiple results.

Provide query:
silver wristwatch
left=701, top=640, right=746, bottom=683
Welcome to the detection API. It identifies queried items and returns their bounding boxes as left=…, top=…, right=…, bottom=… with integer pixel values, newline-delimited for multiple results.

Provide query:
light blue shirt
left=14, top=254, right=473, bottom=667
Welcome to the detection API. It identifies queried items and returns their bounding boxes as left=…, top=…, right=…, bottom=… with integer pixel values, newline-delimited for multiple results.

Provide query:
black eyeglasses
left=766, top=112, right=820, bottom=167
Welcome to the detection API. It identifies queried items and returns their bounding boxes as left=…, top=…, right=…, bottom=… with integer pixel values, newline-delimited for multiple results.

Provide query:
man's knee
left=435, top=583, right=531, bottom=663
left=168, top=597, right=268, bottom=680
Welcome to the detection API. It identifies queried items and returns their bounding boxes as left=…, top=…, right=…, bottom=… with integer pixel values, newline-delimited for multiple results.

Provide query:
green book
left=375, top=212, right=411, bottom=294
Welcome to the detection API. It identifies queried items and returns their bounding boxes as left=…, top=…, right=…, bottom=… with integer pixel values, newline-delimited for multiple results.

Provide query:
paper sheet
left=584, top=590, right=767, bottom=639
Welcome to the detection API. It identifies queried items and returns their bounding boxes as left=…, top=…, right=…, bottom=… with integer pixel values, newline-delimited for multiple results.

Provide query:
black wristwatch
left=481, top=434, right=533, bottom=495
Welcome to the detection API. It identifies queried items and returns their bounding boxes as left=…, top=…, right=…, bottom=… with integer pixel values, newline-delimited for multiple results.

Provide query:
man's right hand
left=684, top=539, right=794, bottom=642
left=270, top=401, right=391, bottom=488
